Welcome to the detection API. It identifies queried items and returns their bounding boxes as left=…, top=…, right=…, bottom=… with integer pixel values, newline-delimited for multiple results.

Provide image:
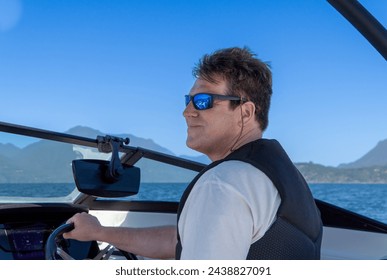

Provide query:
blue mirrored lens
left=185, top=94, right=213, bottom=110
left=193, top=94, right=212, bottom=110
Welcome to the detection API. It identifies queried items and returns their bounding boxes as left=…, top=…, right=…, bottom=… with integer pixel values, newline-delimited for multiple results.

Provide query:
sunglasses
left=185, top=93, right=246, bottom=110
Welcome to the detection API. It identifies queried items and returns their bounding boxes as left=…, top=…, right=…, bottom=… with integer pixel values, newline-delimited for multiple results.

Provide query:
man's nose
left=183, top=101, right=198, bottom=117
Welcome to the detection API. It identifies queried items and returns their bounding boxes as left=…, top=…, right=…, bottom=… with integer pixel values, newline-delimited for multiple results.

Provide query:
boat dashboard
left=0, top=203, right=97, bottom=260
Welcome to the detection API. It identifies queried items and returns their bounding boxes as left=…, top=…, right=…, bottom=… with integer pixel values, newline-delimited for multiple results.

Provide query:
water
left=309, top=183, right=387, bottom=224
left=0, top=183, right=74, bottom=197
left=0, top=183, right=386, bottom=224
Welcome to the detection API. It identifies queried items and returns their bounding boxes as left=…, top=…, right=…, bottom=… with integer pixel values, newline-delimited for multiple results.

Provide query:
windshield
left=0, top=1, right=386, bottom=223
left=0, top=133, right=98, bottom=202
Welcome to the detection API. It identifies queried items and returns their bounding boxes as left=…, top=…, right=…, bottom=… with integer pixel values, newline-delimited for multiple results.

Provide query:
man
left=64, top=47, right=322, bottom=259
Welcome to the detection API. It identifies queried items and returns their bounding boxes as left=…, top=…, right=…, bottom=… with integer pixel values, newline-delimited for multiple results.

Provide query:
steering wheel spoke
left=56, top=247, right=74, bottom=260
left=92, top=244, right=115, bottom=260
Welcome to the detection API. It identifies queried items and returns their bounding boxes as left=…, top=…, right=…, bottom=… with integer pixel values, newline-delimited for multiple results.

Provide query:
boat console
left=0, top=203, right=97, bottom=260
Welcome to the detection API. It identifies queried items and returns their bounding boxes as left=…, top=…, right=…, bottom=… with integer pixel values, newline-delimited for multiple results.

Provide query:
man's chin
left=186, top=140, right=201, bottom=153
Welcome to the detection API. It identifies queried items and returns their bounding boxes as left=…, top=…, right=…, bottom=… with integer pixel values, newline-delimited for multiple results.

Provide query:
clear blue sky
left=0, top=0, right=386, bottom=166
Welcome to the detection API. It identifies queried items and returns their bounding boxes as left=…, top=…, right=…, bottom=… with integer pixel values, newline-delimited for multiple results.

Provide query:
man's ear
left=241, top=101, right=256, bottom=123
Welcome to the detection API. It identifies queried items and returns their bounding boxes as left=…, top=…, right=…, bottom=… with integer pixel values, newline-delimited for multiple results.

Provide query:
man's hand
left=63, top=212, right=102, bottom=241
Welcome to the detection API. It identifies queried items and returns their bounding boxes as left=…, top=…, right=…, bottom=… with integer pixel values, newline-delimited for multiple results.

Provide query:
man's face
left=183, top=76, right=242, bottom=161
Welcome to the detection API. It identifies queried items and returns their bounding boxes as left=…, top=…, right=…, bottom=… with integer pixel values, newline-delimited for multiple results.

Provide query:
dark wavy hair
left=192, top=47, right=272, bottom=131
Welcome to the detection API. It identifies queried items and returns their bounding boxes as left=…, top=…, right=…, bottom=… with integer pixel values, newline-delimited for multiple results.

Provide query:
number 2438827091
left=207, top=266, right=271, bottom=276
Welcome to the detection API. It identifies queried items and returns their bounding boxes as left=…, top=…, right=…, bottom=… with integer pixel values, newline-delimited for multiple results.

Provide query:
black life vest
left=176, top=139, right=322, bottom=259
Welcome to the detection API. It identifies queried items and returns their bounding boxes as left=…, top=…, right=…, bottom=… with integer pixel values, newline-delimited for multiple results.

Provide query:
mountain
left=0, top=143, right=21, bottom=159
left=0, top=140, right=78, bottom=183
left=296, top=138, right=387, bottom=183
left=338, top=139, right=387, bottom=169
left=295, top=162, right=387, bottom=184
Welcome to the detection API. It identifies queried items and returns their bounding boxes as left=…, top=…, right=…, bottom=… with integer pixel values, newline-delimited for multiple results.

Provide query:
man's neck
left=208, top=128, right=262, bottom=162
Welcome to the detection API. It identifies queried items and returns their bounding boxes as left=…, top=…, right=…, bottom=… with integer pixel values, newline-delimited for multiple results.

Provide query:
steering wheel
left=45, top=223, right=137, bottom=260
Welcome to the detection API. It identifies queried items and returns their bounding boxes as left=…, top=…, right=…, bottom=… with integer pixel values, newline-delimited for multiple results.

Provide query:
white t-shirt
left=178, top=160, right=281, bottom=259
